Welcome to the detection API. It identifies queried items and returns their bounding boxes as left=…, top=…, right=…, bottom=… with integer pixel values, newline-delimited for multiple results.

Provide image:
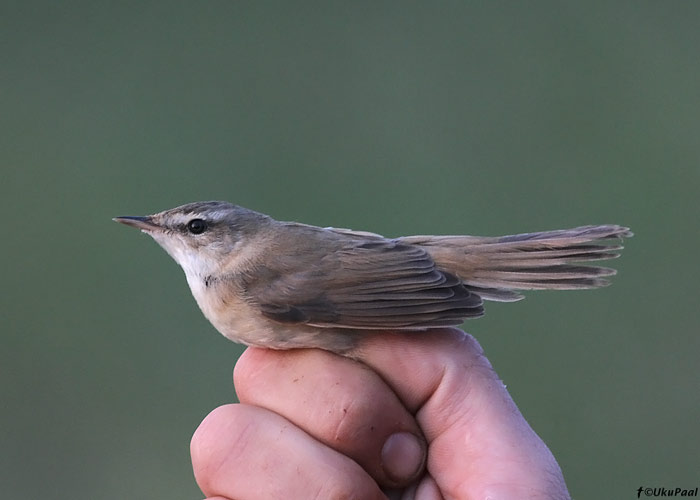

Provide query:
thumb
left=351, top=328, right=570, bottom=499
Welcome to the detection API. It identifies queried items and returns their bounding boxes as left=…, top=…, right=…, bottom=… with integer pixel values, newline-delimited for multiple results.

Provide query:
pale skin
left=190, top=328, right=571, bottom=500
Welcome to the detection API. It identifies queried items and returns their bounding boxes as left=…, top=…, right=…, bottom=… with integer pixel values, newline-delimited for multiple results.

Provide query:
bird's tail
left=398, top=225, right=633, bottom=302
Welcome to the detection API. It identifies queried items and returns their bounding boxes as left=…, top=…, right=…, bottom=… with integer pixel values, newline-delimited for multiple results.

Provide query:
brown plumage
left=400, top=224, right=632, bottom=301
left=115, top=202, right=633, bottom=353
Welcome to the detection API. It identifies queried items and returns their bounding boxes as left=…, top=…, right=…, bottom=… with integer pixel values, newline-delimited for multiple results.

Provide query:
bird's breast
left=183, top=271, right=361, bottom=352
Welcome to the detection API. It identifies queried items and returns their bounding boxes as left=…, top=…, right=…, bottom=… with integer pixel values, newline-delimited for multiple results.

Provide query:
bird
left=114, top=201, right=632, bottom=354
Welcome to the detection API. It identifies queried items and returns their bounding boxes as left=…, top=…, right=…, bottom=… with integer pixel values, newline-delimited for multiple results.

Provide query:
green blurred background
left=2, top=2, right=698, bottom=498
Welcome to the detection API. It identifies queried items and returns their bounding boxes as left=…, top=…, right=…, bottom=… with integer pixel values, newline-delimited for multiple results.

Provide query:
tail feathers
left=400, top=225, right=632, bottom=302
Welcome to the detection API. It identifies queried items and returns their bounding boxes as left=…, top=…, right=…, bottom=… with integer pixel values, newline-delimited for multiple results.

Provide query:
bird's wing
left=241, top=229, right=483, bottom=329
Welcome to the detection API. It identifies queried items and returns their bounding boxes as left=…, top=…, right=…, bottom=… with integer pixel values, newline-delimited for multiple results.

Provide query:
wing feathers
left=244, top=223, right=631, bottom=329
left=250, top=235, right=483, bottom=329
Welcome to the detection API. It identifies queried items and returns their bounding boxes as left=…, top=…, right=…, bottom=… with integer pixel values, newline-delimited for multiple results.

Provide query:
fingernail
left=381, top=432, right=426, bottom=483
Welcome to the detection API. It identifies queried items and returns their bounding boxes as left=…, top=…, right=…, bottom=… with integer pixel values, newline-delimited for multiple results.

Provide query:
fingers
left=352, top=329, right=570, bottom=499
left=191, top=404, right=386, bottom=500
left=194, top=328, right=569, bottom=499
left=233, top=347, right=426, bottom=488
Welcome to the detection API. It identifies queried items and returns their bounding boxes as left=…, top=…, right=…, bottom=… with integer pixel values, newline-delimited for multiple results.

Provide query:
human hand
left=191, top=329, right=571, bottom=499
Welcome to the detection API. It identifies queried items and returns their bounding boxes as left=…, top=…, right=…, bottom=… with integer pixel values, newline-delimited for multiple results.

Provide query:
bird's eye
left=187, top=218, right=208, bottom=234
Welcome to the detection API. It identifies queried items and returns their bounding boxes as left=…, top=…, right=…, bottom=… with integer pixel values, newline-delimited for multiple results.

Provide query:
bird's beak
left=113, top=215, right=161, bottom=232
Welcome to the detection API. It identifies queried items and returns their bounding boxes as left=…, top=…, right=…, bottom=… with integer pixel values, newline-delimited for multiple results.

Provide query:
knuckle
left=322, top=396, right=374, bottom=446
left=233, top=347, right=281, bottom=399
left=190, top=405, right=255, bottom=489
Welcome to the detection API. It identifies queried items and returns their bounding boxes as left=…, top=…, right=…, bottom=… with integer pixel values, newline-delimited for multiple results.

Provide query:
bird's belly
left=186, top=274, right=360, bottom=353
